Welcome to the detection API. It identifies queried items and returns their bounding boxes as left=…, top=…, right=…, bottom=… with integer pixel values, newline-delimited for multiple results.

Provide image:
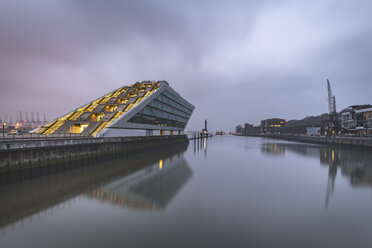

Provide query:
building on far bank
left=243, top=123, right=260, bottom=135
left=341, top=104, right=372, bottom=136
left=279, top=126, right=320, bottom=136
left=261, top=118, right=286, bottom=133
left=235, top=125, right=243, bottom=134
left=32, top=81, right=195, bottom=137
left=234, top=123, right=260, bottom=135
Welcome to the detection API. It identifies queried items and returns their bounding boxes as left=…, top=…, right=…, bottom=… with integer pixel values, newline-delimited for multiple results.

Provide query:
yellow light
left=332, top=149, right=335, bottom=162
left=70, top=123, right=89, bottom=133
left=159, top=159, right=163, bottom=170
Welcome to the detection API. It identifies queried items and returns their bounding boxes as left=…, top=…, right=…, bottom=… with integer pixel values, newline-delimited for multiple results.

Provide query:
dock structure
left=0, top=135, right=189, bottom=183
left=236, top=133, right=372, bottom=148
left=0, top=142, right=189, bottom=231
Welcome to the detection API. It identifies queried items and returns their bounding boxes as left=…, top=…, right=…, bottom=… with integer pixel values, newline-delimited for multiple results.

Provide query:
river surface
left=1, top=135, right=372, bottom=248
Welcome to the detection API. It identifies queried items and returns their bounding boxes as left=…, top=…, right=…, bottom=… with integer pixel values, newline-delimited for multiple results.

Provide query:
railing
left=0, top=133, right=188, bottom=144
left=0, top=133, right=91, bottom=142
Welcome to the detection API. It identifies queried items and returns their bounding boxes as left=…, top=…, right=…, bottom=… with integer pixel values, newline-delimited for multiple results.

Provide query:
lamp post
left=2, top=122, right=6, bottom=138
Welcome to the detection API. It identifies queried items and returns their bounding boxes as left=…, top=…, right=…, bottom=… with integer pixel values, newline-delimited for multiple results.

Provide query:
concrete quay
left=236, top=133, right=372, bottom=148
left=0, top=135, right=189, bottom=175
left=0, top=142, right=188, bottom=227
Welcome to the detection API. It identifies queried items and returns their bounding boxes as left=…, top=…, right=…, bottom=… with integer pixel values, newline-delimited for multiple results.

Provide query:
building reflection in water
left=261, top=143, right=285, bottom=156
left=193, top=137, right=208, bottom=157
left=88, top=155, right=192, bottom=211
left=0, top=142, right=190, bottom=234
left=261, top=141, right=372, bottom=208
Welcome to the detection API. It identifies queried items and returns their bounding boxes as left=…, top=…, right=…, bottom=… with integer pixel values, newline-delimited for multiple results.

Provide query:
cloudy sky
left=0, top=0, right=371, bottom=131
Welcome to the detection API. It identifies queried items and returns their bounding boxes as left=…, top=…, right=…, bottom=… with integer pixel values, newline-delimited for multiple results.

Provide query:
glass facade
left=128, top=90, right=193, bottom=128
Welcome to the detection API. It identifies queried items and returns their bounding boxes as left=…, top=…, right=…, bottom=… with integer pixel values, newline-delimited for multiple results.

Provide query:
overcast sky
left=0, top=0, right=371, bottom=131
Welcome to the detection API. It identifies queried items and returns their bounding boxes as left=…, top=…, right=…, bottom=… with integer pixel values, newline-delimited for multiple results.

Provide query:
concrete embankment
left=0, top=135, right=188, bottom=176
left=236, top=133, right=372, bottom=148
left=0, top=142, right=188, bottom=227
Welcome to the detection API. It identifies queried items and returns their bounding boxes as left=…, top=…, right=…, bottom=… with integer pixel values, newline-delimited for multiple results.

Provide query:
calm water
left=1, top=135, right=372, bottom=248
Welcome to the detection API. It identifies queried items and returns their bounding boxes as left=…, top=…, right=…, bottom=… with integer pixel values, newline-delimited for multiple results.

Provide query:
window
left=128, top=91, right=193, bottom=128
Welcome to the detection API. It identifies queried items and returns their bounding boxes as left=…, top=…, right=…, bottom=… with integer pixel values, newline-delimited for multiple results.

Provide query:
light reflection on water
left=88, top=155, right=192, bottom=212
left=1, top=136, right=372, bottom=248
left=261, top=140, right=372, bottom=210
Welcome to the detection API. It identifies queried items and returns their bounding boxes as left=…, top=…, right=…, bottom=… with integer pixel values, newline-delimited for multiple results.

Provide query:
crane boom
left=326, top=79, right=340, bottom=134
left=327, top=79, right=336, bottom=114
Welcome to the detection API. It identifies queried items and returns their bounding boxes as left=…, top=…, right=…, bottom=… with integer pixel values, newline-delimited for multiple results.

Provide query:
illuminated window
left=117, top=98, right=129, bottom=104
left=127, top=92, right=138, bottom=98
left=90, top=113, right=104, bottom=122
left=70, top=124, right=89, bottom=133
left=105, top=105, right=118, bottom=112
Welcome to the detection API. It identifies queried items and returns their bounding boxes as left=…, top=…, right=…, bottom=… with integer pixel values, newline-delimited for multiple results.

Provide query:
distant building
left=235, top=125, right=243, bottom=134
left=243, top=123, right=260, bottom=135
left=306, top=126, right=321, bottom=136
left=341, top=105, right=372, bottom=136
left=280, top=126, right=320, bottom=136
left=261, top=118, right=286, bottom=133
left=244, top=123, right=253, bottom=129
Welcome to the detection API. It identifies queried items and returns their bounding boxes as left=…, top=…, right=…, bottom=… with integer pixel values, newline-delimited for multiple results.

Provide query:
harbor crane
left=326, top=79, right=341, bottom=134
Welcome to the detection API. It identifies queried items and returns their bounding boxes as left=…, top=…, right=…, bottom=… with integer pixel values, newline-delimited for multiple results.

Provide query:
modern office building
left=260, top=118, right=286, bottom=133
left=33, top=81, right=195, bottom=137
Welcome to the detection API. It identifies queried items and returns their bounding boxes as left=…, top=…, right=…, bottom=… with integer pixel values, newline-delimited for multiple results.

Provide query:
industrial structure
left=0, top=111, right=47, bottom=133
left=234, top=79, right=371, bottom=137
left=325, top=79, right=341, bottom=135
left=325, top=79, right=371, bottom=136
left=32, top=81, right=194, bottom=137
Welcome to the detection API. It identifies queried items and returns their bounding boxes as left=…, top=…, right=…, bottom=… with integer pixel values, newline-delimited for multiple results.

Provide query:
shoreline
left=233, top=133, right=372, bottom=148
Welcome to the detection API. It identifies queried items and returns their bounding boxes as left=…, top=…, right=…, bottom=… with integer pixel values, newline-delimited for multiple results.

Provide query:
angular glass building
left=33, top=81, right=195, bottom=137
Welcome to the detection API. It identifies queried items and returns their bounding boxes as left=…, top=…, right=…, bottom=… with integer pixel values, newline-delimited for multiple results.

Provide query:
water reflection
left=193, top=137, right=208, bottom=156
left=261, top=143, right=285, bottom=156
left=0, top=143, right=190, bottom=233
left=88, top=155, right=192, bottom=211
left=261, top=141, right=372, bottom=208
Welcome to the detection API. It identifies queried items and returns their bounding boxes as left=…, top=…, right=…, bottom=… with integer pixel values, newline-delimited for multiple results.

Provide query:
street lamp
left=2, top=122, right=6, bottom=137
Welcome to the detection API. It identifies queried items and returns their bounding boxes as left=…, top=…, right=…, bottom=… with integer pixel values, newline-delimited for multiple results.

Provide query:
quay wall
left=236, top=133, right=372, bottom=148
left=0, top=142, right=188, bottom=228
left=0, top=135, right=188, bottom=176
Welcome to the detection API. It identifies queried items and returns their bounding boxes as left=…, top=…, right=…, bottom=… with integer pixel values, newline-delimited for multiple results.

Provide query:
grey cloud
left=0, top=0, right=371, bottom=131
